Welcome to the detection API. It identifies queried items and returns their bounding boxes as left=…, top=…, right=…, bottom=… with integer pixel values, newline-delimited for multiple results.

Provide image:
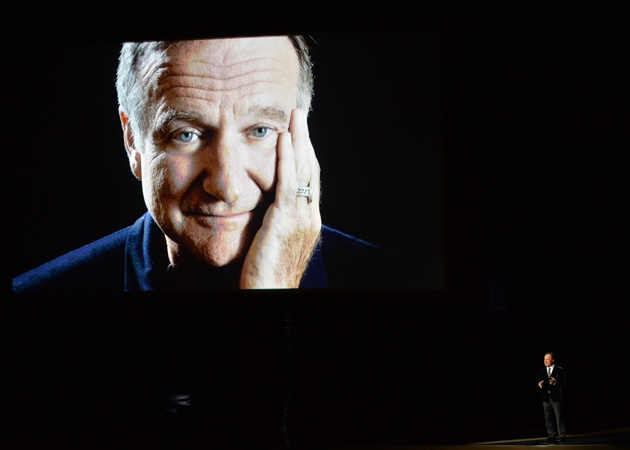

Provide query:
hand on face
left=240, top=109, right=322, bottom=288
left=122, top=38, right=321, bottom=288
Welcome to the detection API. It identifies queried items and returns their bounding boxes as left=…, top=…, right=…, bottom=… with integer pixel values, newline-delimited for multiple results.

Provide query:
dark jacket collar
left=124, top=212, right=172, bottom=291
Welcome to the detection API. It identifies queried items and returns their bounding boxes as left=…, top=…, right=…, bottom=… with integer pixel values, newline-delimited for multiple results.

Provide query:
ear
left=119, top=108, right=143, bottom=181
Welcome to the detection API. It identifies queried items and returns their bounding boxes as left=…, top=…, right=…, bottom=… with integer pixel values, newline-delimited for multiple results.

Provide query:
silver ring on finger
left=296, top=186, right=312, bottom=203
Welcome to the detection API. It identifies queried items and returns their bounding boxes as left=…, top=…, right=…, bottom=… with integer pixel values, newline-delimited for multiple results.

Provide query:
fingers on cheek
left=278, top=132, right=295, bottom=183
left=292, top=136, right=311, bottom=188
left=289, top=108, right=307, bottom=136
left=296, top=164, right=311, bottom=188
left=277, top=132, right=298, bottom=211
left=299, top=134, right=321, bottom=227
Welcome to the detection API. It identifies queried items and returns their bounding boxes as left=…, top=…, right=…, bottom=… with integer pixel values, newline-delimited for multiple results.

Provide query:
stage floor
left=323, top=428, right=630, bottom=449
left=468, top=427, right=630, bottom=446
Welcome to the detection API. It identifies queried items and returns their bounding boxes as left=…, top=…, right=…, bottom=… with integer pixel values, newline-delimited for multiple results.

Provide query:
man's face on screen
left=129, top=37, right=299, bottom=267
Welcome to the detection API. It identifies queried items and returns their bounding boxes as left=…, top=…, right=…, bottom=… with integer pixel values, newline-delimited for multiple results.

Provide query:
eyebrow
left=151, top=104, right=289, bottom=139
left=153, top=109, right=203, bottom=136
left=247, top=104, right=289, bottom=125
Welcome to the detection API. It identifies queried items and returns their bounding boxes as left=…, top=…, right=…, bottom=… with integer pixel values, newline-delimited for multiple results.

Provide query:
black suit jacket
left=538, top=365, right=567, bottom=402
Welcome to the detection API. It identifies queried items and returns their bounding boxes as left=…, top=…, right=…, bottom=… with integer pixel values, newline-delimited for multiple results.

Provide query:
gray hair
left=116, top=36, right=314, bottom=143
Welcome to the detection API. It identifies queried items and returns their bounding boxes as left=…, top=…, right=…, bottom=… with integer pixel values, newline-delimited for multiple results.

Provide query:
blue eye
left=252, top=127, right=269, bottom=138
left=178, top=131, right=197, bottom=143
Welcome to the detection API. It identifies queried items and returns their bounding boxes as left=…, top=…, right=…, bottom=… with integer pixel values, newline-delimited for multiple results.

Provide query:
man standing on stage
left=538, top=352, right=568, bottom=443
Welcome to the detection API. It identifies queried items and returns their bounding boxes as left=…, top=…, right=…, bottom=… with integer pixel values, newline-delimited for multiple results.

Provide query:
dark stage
left=5, top=299, right=629, bottom=448
left=471, top=427, right=630, bottom=446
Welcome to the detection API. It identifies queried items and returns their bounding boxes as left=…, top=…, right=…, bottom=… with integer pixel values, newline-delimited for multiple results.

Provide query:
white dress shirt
left=540, top=364, right=555, bottom=388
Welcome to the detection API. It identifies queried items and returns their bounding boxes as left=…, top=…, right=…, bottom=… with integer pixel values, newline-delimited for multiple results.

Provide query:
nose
left=201, top=133, right=245, bottom=203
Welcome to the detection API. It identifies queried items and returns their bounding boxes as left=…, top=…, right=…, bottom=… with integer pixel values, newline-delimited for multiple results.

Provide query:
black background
left=6, top=4, right=630, bottom=448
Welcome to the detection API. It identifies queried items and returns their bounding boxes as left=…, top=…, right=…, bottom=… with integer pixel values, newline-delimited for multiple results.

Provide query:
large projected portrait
left=11, top=31, right=444, bottom=292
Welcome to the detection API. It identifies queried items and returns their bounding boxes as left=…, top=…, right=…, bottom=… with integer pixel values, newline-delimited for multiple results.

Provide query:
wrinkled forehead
left=167, top=37, right=297, bottom=69
left=140, top=37, right=299, bottom=122
left=157, top=37, right=299, bottom=94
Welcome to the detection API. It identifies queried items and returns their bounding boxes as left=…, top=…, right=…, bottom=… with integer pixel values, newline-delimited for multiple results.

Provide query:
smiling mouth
left=187, top=210, right=254, bottom=225
left=189, top=211, right=250, bottom=217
